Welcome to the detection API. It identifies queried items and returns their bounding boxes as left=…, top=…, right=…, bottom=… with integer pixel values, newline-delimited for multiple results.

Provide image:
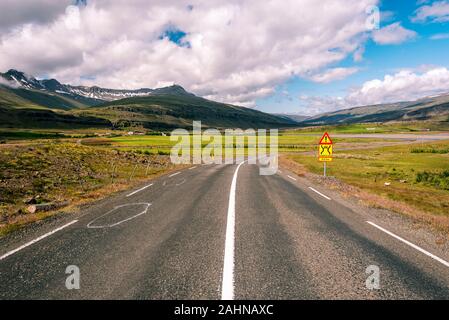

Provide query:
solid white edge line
left=188, top=166, right=197, bottom=170
left=169, top=172, right=181, bottom=177
left=308, top=187, right=332, bottom=200
left=0, top=220, right=78, bottom=261
left=221, top=161, right=246, bottom=300
left=287, top=175, right=297, bottom=181
left=126, top=183, right=153, bottom=197
left=367, top=221, right=449, bottom=268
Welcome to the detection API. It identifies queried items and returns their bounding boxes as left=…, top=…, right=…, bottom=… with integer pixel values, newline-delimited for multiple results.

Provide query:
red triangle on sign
left=319, top=132, right=333, bottom=144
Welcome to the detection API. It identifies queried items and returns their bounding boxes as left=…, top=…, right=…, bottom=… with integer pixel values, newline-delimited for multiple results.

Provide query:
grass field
left=107, top=133, right=395, bottom=155
left=284, top=121, right=449, bottom=134
left=287, top=140, right=449, bottom=228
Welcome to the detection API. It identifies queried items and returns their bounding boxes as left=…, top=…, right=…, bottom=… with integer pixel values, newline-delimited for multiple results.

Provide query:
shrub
left=415, top=170, right=449, bottom=190
left=411, top=148, right=449, bottom=154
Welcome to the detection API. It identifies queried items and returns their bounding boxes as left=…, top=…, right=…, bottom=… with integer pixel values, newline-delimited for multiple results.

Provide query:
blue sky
left=256, top=0, right=449, bottom=114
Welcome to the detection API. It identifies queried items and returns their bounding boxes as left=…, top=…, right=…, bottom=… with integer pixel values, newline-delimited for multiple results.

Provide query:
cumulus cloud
left=372, top=22, right=417, bottom=45
left=0, top=0, right=378, bottom=106
left=0, top=0, right=71, bottom=32
left=346, top=67, right=449, bottom=105
left=412, top=0, right=449, bottom=23
left=299, top=67, right=449, bottom=115
left=309, top=67, right=359, bottom=83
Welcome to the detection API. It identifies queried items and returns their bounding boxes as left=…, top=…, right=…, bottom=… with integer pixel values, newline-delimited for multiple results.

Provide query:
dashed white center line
left=169, top=172, right=181, bottom=178
left=188, top=166, right=197, bottom=170
left=126, top=183, right=153, bottom=197
left=367, top=221, right=449, bottom=268
left=221, top=161, right=246, bottom=300
left=287, top=175, right=297, bottom=181
left=308, top=187, right=332, bottom=200
left=0, top=220, right=78, bottom=261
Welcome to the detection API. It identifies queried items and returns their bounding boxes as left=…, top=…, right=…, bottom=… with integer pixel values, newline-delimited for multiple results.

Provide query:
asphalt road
left=1, top=162, right=449, bottom=299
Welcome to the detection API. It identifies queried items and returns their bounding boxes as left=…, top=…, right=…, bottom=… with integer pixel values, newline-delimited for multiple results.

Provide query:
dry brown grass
left=279, top=155, right=307, bottom=176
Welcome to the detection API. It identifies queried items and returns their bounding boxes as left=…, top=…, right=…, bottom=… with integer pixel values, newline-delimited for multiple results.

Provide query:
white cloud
left=430, top=32, right=449, bottom=40
left=353, top=46, right=365, bottom=62
left=412, top=1, right=449, bottom=23
left=309, top=67, right=359, bottom=83
left=0, top=77, right=20, bottom=88
left=0, top=0, right=378, bottom=106
left=372, top=22, right=417, bottom=45
left=0, top=0, right=70, bottom=32
left=346, top=67, right=449, bottom=105
left=299, top=67, right=449, bottom=115
left=299, top=95, right=346, bottom=116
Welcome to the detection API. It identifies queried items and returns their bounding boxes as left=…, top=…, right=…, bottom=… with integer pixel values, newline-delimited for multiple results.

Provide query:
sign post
left=318, top=132, right=333, bottom=177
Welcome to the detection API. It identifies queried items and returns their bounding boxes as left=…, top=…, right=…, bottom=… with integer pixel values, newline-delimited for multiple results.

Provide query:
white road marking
left=87, top=203, right=151, bottom=229
left=188, top=166, right=197, bottom=170
left=367, top=221, right=449, bottom=268
left=126, top=183, right=153, bottom=197
left=0, top=220, right=78, bottom=261
left=169, top=172, right=181, bottom=178
left=287, top=175, right=297, bottom=181
left=308, top=187, right=332, bottom=200
left=221, top=161, right=246, bottom=300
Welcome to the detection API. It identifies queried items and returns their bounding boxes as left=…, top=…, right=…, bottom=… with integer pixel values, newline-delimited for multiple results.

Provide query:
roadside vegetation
left=0, top=141, right=177, bottom=236
left=286, top=140, right=449, bottom=232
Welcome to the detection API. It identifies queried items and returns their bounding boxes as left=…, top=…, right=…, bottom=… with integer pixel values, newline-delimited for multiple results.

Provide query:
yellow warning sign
left=319, top=144, right=333, bottom=156
left=318, top=132, right=333, bottom=162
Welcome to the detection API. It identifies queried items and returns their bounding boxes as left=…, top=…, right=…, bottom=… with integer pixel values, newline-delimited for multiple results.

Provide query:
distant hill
left=0, top=69, right=296, bottom=129
left=273, top=114, right=309, bottom=123
left=0, top=104, right=111, bottom=129
left=301, top=94, right=449, bottom=126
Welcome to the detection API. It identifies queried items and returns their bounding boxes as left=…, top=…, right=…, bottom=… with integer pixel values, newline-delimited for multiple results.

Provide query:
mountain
left=301, top=94, right=449, bottom=126
left=78, top=94, right=298, bottom=130
left=0, top=69, right=194, bottom=105
left=0, top=70, right=102, bottom=108
left=0, top=69, right=296, bottom=129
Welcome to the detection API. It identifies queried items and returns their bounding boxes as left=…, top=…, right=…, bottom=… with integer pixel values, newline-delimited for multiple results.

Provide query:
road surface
left=1, top=162, right=449, bottom=299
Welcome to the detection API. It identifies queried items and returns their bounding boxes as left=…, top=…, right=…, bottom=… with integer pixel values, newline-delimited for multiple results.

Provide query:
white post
left=324, top=162, right=327, bottom=177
